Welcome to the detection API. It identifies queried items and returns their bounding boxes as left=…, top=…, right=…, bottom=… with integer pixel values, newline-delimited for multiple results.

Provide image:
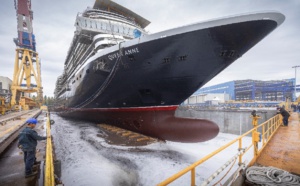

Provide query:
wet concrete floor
left=0, top=112, right=46, bottom=186
left=256, top=112, right=300, bottom=175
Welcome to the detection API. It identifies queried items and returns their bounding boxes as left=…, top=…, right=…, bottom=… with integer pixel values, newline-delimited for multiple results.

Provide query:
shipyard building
left=0, top=76, right=12, bottom=98
left=184, top=79, right=295, bottom=104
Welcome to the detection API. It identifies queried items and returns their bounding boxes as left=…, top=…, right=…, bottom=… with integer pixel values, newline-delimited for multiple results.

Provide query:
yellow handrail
left=44, top=111, right=55, bottom=186
left=157, top=114, right=282, bottom=186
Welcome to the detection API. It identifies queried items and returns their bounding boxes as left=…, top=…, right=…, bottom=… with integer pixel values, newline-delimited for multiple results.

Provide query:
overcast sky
left=0, top=0, right=299, bottom=97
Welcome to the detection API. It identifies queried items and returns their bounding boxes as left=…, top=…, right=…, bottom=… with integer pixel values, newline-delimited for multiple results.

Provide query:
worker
left=278, top=107, right=290, bottom=126
left=18, top=118, right=47, bottom=178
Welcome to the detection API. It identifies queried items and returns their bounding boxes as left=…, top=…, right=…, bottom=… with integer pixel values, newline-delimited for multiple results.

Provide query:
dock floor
left=0, top=110, right=46, bottom=186
left=256, top=112, right=300, bottom=175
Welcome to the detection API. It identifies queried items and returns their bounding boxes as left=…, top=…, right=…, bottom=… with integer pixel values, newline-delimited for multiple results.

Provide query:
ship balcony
left=82, top=9, right=141, bottom=29
left=75, top=16, right=145, bottom=39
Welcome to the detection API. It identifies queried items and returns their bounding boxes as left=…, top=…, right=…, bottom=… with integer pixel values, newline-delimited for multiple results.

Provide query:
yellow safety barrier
left=157, top=114, right=283, bottom=186
left=44, top=111, right=55, bottom=186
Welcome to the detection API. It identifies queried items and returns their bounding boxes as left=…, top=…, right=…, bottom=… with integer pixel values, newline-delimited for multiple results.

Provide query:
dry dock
left=1, top=109, right=299, bottom=185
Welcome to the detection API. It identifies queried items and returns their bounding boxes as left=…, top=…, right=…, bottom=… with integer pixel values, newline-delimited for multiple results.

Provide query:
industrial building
left=0, top=76, right=12, bottom=98
left=184, top=79, right=296, bottom=104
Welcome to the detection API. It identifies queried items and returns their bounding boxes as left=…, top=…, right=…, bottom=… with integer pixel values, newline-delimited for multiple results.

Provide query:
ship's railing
left=84, top=9, right=141, bottom=28
left=75, top=15, right=142, bottom=39
left=84, top=7, right=145, bottom=29
left=157, top=113, right=283, bottom=186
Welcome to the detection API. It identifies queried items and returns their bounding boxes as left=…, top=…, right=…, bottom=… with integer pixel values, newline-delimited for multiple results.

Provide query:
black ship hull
left=56, top=12, right=284, bottom=142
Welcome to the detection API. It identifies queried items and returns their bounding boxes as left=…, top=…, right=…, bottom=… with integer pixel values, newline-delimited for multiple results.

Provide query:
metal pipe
left=292, top=65, right=300, bottom=101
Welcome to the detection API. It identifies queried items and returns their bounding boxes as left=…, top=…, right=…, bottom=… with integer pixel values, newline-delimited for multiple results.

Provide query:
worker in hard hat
left=18, top=118, right=47, bottom=178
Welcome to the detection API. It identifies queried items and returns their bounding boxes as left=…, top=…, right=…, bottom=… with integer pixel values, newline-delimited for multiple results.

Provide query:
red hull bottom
left=59, top=106, right=219, bottom=143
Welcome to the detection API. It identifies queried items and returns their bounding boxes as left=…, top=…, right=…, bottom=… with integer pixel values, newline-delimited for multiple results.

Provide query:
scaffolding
left=195, top=79, right=295, bottom=102
left=235, top=79, right=294, bottom=101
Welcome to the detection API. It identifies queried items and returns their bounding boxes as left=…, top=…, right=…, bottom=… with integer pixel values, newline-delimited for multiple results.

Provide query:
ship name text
left=108, top=47, right=140, bottom=61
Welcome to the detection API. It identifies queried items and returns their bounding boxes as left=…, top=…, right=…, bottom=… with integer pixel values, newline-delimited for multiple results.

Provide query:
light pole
left=292, top=65, right=300, bottom=101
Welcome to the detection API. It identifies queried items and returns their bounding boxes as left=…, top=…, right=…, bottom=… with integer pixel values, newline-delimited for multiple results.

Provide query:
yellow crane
left=10, top=0, right=43, bottom=109
left=0, top=97, right=7, bottom=115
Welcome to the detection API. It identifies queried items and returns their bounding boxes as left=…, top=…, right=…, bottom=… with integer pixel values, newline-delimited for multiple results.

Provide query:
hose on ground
left=246, top=166, right=300, bottom=186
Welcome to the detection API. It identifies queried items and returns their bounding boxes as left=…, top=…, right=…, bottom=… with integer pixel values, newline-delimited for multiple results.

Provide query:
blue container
left=22, top=32, right=29, bottom=39
left=133, top=29, right=141, bottom=38
left=22, top=39, right=30, bottom=45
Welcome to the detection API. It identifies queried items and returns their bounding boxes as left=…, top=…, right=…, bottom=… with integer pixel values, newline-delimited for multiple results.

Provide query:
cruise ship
left=54, top=0, right=285, bottom=142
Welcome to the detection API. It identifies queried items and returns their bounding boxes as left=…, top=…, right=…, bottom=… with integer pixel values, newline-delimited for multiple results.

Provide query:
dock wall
left=176, top=108, right=277, bottom=135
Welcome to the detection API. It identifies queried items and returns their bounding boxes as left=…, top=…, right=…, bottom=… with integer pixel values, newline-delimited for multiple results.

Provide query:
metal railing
left=157, top=114, right=282, bottom=186
left=44, top=111, right=55, bottom=186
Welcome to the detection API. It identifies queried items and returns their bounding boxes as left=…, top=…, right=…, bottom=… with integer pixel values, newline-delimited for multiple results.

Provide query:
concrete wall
left=184, top=93, right=230, bottom=104
left=175, top=108, right=277, bottom=135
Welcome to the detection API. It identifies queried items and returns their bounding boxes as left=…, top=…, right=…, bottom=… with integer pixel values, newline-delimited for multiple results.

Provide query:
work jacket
left=18, top=127, right=46, bottom=151
left=280, top=109, right=290, bottom=117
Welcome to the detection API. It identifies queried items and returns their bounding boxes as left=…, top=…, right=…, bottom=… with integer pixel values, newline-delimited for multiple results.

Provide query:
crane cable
left=246, top=166, right=300, bottom=186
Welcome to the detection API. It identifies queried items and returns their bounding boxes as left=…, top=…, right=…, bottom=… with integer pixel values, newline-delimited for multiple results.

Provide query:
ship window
left=220, top=50, right=236, bottom=58
left=162, top=57, right=171, bottom=64
left=128, top=55, right=135, bottom=61
left=220, top=50, right=227, bottom=57
left=80, top=74, right=82, bottom=78
left=178, top=55, right=188, bottom=61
